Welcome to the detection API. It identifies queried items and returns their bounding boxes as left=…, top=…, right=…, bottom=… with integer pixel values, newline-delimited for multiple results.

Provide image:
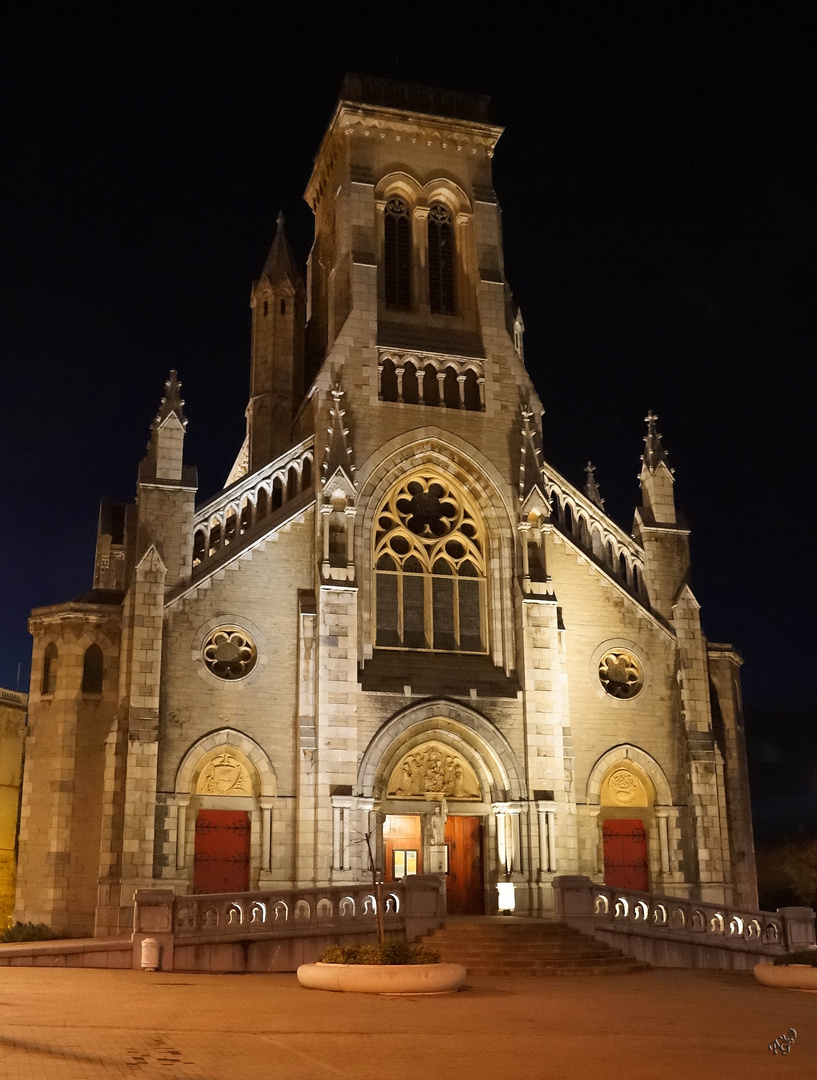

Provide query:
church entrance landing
left=193, top=810, right=251, bottom=893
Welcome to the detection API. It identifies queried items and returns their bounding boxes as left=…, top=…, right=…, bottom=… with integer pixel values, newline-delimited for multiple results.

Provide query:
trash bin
left=140, top=937, right=161, bottom=971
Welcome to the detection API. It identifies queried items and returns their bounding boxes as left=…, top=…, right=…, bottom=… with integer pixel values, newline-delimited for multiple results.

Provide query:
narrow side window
left=42, top=643, right=58, bottom=695
left=384, top=197, right=411, bottom=309
left=81, top=643, right=104, bottom=694
left=428, top=204, right=455, bottom=314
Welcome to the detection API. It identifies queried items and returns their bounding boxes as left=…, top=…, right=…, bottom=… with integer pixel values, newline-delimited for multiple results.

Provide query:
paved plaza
left=0, top=965, right=814, bottom=1079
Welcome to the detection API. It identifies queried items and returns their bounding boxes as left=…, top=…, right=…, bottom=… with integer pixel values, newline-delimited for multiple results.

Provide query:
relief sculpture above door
left=386, top=742, right=481, bottom=800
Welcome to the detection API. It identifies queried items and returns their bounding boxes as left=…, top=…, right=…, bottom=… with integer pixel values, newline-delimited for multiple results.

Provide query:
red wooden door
left=445, top=816, right=484, bottom=915
left=193, top=810, right=251, bottom=893
left=602, top=819, right=649, bottom=890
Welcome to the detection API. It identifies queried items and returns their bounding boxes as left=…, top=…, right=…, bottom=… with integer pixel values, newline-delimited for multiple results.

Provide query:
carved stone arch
left=358, top=699, right=524, bottom=801
left=586, top=744, right=673, bottom=807
left=374, top=171, right=423, bottom=206
left=357, top=428, right=516, bottom=671
left=175, top=728, right=276, bottom=798
left=421, top=177, right=472, bottom=217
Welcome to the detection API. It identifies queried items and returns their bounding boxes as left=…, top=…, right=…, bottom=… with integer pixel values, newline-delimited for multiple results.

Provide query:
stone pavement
left=0, top=966, right=815, bottom=1080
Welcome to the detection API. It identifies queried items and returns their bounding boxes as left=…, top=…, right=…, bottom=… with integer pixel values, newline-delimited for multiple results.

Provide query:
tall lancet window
left=428, top=204, right=455, bottom=314
left=374, top=472, right=486, bottom=653
left=384, top=196, right=411, bottom=309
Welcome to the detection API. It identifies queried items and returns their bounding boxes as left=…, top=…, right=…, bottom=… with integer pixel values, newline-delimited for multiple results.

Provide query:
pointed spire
left=153, top=370, right=187, bottom=430
left=641, top=410, right=668, bottom=473
left=584, top=461, right=605, bottom=511
left=260, top=211, right=302, bottom=289
left=518, top=404, right=548, bottom=512
left=321, top=382, right=356, bottom=500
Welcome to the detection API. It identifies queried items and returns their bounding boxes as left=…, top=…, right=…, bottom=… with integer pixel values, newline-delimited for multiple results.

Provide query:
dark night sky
left=2, top=7, right=814, bottom=832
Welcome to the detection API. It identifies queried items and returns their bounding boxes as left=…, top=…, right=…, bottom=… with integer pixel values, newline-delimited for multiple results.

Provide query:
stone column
left=175, top=797, right=190, bottom=871
left=259, top=798, right=273, bottom=872
left=656, top=807, right=671, bottom=878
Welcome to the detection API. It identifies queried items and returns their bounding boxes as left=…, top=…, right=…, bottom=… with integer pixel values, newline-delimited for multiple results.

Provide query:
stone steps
left=417, top=919, right=648, bottom=977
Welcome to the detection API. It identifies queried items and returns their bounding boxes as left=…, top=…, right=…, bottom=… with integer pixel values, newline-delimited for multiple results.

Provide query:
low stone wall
left=553, top=875, right=816, bottom=970
left=133, top=875, right=447, bottom=973
left=0, top=938, right=131, bottom=969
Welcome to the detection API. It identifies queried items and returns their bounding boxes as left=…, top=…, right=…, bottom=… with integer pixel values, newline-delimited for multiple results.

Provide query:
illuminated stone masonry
left=14, top=75, right=757, bottom=937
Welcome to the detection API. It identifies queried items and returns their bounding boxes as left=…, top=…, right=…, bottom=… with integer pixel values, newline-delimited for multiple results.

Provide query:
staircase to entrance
left=417, top=916, right=648, bottom=976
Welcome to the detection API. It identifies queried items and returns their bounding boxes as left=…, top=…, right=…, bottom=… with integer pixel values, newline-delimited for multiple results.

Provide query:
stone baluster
left=436, top=370, right=446, bottom=408
left=457, top=373, right=466, bottom=408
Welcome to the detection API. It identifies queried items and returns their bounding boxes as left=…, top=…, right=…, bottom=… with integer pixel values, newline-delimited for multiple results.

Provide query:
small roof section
left=340, top=73, right=491, bottom=124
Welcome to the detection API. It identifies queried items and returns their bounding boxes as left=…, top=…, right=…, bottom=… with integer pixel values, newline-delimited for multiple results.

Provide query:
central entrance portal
left=193, top=809, right=251, bottom=893
left=383, top=813, right=483, bottom=915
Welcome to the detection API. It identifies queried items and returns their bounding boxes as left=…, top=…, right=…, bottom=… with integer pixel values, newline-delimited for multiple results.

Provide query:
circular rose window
left=598, top=649, right=643, bottom=699
left=202, top=627, right=258, bottom=680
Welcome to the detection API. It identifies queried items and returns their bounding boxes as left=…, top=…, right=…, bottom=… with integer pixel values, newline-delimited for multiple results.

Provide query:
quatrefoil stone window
left=598, top=649, right=643, bottom=699
left=202, top=627, right=258, bottom=680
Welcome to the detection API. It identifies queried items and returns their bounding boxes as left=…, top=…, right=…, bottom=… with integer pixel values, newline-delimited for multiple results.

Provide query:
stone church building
left=16, top=76, right=757, bottom=937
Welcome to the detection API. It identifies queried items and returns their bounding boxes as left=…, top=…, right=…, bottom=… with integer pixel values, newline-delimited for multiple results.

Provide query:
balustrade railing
left=378, top=349, right=484, bottom=411
left=553, top=875, right=816, bottom=959
left=173, top=882, right=403, bottom=941
left=192, top=437, right=314, bottom=574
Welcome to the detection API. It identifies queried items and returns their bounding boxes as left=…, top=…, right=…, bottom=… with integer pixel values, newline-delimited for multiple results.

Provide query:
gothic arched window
left=42, top=643, right=58, bottom=695
left=384, top=197, right=411, bottom=309
left=81, top=643, right=104, bottom=694
left=374, top=473, right=486, bottom=652
left=428, top=204, right=455, bottom=314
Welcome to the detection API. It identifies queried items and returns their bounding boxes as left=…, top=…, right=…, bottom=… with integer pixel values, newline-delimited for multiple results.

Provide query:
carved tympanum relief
left=196, top=753, right=251, bottom=796
left=598, top=649, right=643, bottom=699
left=600, top=767, right=649, bottom=807
left=386, top=742, right=480, bottom=800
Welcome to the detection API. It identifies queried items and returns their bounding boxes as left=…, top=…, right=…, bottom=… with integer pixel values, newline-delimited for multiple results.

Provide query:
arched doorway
left=381, top=741, right=484, bottom=914
left=596, top=758, right=657, bottom=891
left=358, top=701, right=526, bottom=916
left=173, top=730, right=277, bottom=895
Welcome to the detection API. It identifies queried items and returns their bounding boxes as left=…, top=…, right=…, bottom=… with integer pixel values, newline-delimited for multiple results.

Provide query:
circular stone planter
left=297, top=961, right=466, bottom=995
left=755, top=963, right=817, bottom=991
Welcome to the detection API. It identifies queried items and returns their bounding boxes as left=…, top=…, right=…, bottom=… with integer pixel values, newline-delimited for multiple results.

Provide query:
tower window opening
left=384, top=197, right=411, bottom=309
left=81, top=643, right=104, bottom=694
left=428, top=204, right=455, bottom=314
left=42, top=643, right=58, bottom=695
left=263, top=301, right=268, bottom=317
left=280, top=299, right=286, bottom=315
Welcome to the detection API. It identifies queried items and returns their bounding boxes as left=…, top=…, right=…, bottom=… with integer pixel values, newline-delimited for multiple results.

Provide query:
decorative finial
left=276, top=210, right=285, bottom=227
left=154, top=369, right=187, bottom=428
left=584, top=461, right=605, bottom=511
left=641, top=410, right=668, bottom=473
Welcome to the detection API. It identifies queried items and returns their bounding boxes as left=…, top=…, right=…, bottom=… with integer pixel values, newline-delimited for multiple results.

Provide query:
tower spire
left=583, top=461, right=605, bottom=511
left=261, top=211, right=302, bottom=288
left=641, top=410, right=668, bottom=473
left=152, top=369, right=187, bottom=431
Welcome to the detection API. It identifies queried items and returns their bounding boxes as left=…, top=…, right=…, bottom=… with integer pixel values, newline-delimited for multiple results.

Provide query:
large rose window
left=374, top=473, right=485, bottom=652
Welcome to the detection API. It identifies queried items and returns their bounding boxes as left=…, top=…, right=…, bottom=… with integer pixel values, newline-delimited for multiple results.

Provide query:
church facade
left=16, top=76, right=757, bottom=938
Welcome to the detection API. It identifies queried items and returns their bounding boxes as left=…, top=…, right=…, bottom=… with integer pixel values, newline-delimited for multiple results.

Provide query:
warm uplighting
left=496, top=880, right=516, bottom=912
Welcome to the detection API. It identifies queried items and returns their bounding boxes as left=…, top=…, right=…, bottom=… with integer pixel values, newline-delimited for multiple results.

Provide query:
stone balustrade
left=553, top=875, right=816, bottom=969
left=132, top=875, right=447, bottom=972
left=192, top=436, right=314, bottom=574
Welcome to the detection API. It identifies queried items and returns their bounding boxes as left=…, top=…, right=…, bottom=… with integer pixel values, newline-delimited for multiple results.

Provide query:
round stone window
left=598, top=649, right=643, bottom=699
left=202, top=626, right=258, bottom=681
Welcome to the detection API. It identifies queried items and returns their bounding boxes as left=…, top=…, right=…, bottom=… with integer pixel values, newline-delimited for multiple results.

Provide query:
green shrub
left=772, top=949, right=817, bottom=966
left=0, top=921, right=62, bottom=943
left=319, top=940, right=440, bottom=965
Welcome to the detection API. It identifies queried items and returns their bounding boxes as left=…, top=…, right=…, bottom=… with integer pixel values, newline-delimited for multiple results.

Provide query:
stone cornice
left=305, top=102, right=503, bottom=210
